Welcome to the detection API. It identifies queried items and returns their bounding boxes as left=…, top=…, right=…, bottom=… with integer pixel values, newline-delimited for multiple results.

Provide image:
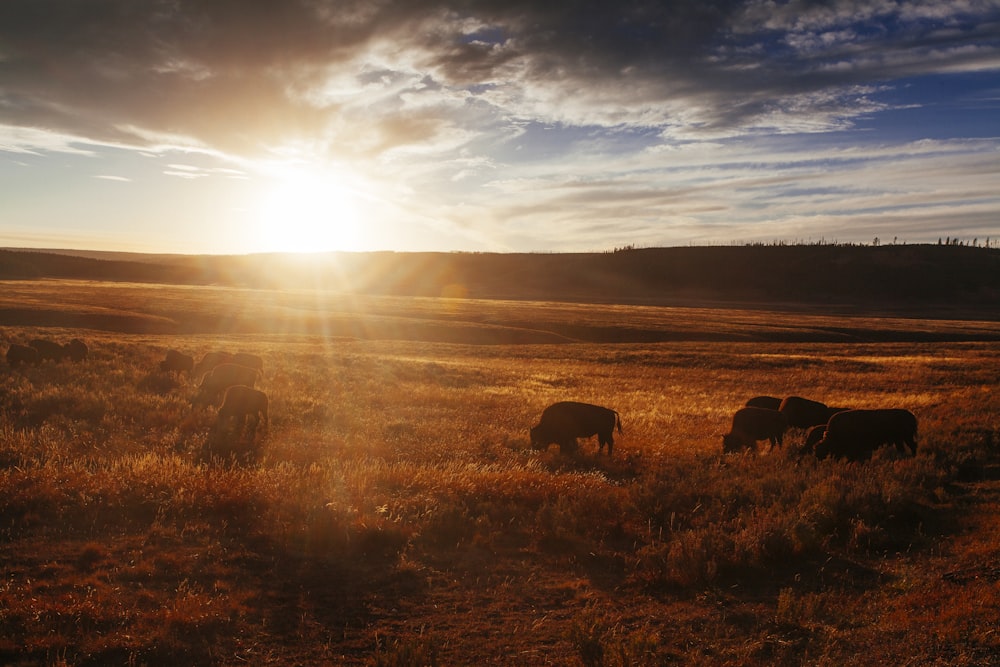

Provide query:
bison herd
left=156, top=348, right=268, bottom=443
left=722, top=394, right=918, bottom=462
left=530, top=395, right=917, bottom=463
left=6, top=338, right=89, bottom=366
left=4, top=340, right=267, bottom=456
left=5, top=338, right=918, bottom=464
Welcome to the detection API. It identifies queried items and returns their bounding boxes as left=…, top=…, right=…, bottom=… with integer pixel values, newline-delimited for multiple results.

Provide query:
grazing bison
left=723, top=407, right=788, bottom=453
left=530, top=401, right=622, bottom=455
left=193, top=363, right=260, bottom=407
left=6, top=343, right=39, bottom=367
left=63, top=338, right=88, bottom=362
left=193, top=351, right=234, bottom=377
left=813, top=409, right=918, bottom=462
left=778, top=396, right=831, bottom=429
left=217, top=385, right=268, bottom=433
left=160, top=349, right=195, bottom=375
left=745, top=395, right=782, bottom=411
left=29, top=338, right=67, bottom=362
left=802, top=424, right=827, bottom=455
left=232, top=352, right=264, bottom=373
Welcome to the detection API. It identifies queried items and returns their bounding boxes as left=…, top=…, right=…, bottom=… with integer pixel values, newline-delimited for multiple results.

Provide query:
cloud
left=424, top=132, right=1000, bottom=249
left=2, top=0, right=996, bottom=161
left=1, top=1, right=998, bottom=253
left=0, top=124, right=98, bottom=155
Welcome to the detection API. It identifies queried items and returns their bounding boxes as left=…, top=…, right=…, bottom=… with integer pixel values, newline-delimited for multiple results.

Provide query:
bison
left=723, top=407, right=788, bottom=453
left=232, top=352, right=264, bottom=373
left=530, top=401, right=622, bottom=455
left=778, top=396, right=832, bottom=429
left=813, top=409, right=918, bottom=462
left=802, top=424, right=827, bottom=455
left=29, top=338, right=67, bottom=362
left=745, top=395, right=782, bottom=411
left=160, top=349, right=195, bottom=375
left=217, top=385, right=268, bottom=433
left=63, top=338, right=88, bottom=362
left=6, top=343, right=39, bottom=367
left=193, top=362, right=260, bottom=407
left=193, top=351, right=234, bottom=377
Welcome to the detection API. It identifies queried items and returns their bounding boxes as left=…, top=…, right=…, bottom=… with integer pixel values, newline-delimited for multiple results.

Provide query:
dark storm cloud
left=1, top=0, right=999, bottom=155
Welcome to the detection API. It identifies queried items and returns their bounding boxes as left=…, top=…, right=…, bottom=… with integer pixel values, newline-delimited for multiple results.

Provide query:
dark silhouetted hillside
left=3, top=245, right=998, bottom=317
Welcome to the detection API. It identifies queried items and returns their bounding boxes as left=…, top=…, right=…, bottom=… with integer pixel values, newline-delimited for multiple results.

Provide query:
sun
left=255, top=168, right=364, bottom=253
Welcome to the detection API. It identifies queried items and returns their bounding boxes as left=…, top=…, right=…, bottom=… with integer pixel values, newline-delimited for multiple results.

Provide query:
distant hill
left=2, top=245, right=998, bottom=318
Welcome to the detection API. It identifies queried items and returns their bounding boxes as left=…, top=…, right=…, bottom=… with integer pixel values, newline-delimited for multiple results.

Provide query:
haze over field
left=1, top=1, right=999, bottom=255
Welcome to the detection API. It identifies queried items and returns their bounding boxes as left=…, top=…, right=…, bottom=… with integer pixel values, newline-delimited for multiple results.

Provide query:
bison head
left=529, top=424, right=546, bottom=449
left=722, top=433, right=750, bottom=454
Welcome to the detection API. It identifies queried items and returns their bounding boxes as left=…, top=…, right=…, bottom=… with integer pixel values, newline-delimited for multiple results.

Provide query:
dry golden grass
left=0, top=281, right=998, bottom=665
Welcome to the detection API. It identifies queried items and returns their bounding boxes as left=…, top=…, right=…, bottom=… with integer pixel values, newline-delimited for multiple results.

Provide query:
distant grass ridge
left=1, top=280, right=1000, bottom=342
left=2, top=244, right=998, bottom=314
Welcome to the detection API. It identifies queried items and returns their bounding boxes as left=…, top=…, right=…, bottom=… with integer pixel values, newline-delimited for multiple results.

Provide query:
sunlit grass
left=0, top=287, right=999, bottom=664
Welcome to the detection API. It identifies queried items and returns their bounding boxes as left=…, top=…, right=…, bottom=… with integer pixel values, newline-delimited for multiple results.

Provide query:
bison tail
left=615, top=411, right=623, bottom=434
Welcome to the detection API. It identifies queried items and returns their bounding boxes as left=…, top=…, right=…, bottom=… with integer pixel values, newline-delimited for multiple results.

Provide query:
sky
left=1, top=0, right=999, bottom=255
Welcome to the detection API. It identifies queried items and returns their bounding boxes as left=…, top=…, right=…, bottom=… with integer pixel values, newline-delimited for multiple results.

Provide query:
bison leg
left=558, top=439, right=578, bottom=454
left=598, top=431, right=614, bottom=456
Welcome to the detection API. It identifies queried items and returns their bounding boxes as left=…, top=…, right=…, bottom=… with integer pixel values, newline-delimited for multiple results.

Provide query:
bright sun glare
left=256, top=169, right=364, bottom=253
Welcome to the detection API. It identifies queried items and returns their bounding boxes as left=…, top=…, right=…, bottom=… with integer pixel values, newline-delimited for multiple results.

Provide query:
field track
left=1, top=279, right=999, bottom=343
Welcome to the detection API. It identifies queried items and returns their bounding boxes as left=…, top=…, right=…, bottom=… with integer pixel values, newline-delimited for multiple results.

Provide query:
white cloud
left=0, top=125, right=96, bottom=156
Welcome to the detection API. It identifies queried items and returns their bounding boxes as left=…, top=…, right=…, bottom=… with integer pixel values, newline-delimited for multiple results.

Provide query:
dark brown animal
left=813, top=409, right=918, bottom=462
left=778, top=396, right=830, bottom=429
left=232, top=352, right=264, bottom=373
left=29, top=338, right=67, bottom=362
left=217, top=385, right=268, bottom=433
left=723, top=407, right=788, bottom=453
left=193, top=363, right=260, bottom=407
left=63, top=338, right=88, bottom=362
left=745, top=395, right=782, bottom=411
left=530, top=401, right=622, bottom=455
left=802, top=424, right=827, bottom=455
left=6, top=343, right=39, bottom=367
left=193, top=351, right=234, bottom=377
left=160, top=349, right=195, bottom=374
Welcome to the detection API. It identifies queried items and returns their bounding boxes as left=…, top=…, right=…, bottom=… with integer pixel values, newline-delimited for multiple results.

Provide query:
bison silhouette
left=530, top=401, right=622, bottom=455
left=29, top=338, right=66, bottom=363
left=813, top=409, right=918, bottom=462
left=723, top=406, right=788, bottom=453
left=745, top=395, right=782, bottom=411
left=232, top=352, right=264, bottom=373
left=217, top=385, right=268, bottom=434
left=193, top=363, right=261, bottom=408
left=63, top=338, right=88, bottom=362
left=160, top=349, right=195, bottom=375
left=193, top=351, right=234, bottom=377
left=777, top=396, right=831, bottom=429
left=6, top=343, right=39, bottom=367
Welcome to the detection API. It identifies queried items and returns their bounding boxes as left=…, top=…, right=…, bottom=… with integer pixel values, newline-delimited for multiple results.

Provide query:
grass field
left=1, top=280, right=999, bottom=665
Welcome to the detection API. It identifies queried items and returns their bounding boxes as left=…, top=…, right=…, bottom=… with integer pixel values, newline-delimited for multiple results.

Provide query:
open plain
left=1, top=277, right=999, bottom=665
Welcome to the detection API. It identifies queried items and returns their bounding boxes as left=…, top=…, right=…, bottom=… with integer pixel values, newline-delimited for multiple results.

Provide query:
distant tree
left=938, top=238, right=943, bottom=245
